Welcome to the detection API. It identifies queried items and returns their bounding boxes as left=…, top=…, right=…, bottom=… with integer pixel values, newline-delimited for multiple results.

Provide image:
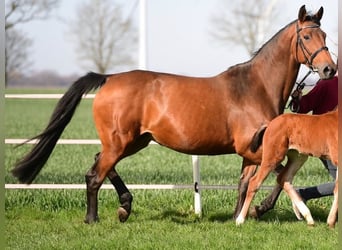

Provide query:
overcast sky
left=14, top=0, right=338, bottom=81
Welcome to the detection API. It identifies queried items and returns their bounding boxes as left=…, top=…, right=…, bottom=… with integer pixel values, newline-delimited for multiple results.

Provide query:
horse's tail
left=250, top=124, right=268, bottom=153
left=12, top=72, right=107, bottom=184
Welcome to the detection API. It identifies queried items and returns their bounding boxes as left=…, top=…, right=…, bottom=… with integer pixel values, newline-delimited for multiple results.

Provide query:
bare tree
left=210, top=0, right=281, bottom=56
left=69, top=0, right=137, bottom=74
left=5, top=0, right=59, bottom=85
left=5, top=28, right=33, bottom=80
left=5, top=0, right=59, bottom=29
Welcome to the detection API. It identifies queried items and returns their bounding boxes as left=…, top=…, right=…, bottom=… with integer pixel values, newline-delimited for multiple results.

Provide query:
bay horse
left=12, top=5, right=336, bottom=224
left=236, top=109, right=338, bottom=228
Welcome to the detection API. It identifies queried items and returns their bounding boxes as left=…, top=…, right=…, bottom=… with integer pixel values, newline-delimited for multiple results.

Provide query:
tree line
left=5, top=0, right=281, bottom=88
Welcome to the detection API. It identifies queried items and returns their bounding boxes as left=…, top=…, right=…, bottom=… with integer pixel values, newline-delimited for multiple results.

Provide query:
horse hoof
left=84, top=215, right=99, bottom=224
left=117, top=207, right=129, bottom=223
left=235, top=216, right=245, bottom=226
left=291, top=201, right=303, bottom=220
left=249, top=206, right=260, bottom=219
left=307, top=222, right=315, bottom=227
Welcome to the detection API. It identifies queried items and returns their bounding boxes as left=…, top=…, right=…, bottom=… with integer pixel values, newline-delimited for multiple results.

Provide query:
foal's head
left=293, top=5, right=336, bottom=79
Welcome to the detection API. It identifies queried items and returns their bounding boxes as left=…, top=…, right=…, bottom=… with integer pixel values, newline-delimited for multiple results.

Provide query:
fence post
left=192, top=155, right=201, bottom=216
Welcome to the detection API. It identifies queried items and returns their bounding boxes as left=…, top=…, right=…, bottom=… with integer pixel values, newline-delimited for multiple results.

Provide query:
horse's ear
left=298, top=5, right=307, bottom=22
left=314, top=7, right=324, bottom=21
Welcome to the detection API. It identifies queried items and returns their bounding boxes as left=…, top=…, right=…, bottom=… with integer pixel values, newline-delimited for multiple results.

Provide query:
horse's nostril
left=323, top=66, right=336, bottom=78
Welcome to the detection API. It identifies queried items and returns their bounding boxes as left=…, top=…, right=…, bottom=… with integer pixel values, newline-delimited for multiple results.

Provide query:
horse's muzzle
left=318, top=63, right=337, bottom=79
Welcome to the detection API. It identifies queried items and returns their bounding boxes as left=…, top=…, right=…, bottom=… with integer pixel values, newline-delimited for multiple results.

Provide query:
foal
left=236, top=109, right=338, bottom=228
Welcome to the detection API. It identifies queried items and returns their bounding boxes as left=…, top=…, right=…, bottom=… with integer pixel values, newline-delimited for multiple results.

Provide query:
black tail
left=12, top=72, right=107, bottom=184
left=250, top=124, right=268, bottom=153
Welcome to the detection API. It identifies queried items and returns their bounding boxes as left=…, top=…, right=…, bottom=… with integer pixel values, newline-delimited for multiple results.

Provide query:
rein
left=295, top=22, right=329, bottom=71
left=287, top=70, right=313, bottom=112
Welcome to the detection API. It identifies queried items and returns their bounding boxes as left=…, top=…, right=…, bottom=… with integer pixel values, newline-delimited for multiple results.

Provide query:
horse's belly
left=151, top=130, right=236, bottom=155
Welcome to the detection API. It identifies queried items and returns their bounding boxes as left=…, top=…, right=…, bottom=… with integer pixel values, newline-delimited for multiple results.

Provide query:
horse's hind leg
left=107, top=168, right=133, bottom=222
left=278, top=152, right=314, bottom=225
left=84, top=153, right=101, bottom=223
left=233, top=159, right=258, bottom=218
left=93, top=152, right=133, bottom=222
left=84, top=150, right=121, bottom=223
left=86, top=132, right=151, bottom=224
left=236, top=162, right=274, bottom=225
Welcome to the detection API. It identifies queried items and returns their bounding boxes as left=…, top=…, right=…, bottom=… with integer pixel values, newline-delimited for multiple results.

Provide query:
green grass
left=5, top=98, right=97, bottom=139
left=5, top=90, right=338, bottom=249
left=5, top=88, right=67, bottom=94
left=5, top=189, right=338, bottom=249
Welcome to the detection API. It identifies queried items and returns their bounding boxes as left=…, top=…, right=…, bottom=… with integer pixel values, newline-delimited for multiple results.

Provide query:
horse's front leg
left=249, top=164, right=283, bottom=219
left=233, top=159, right=258, bottom=218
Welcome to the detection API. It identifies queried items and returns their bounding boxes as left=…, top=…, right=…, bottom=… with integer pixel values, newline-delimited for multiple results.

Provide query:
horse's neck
left=251, top=22, right=300, bottom=115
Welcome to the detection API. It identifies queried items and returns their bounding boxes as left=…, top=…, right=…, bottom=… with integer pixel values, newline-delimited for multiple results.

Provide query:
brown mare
left=236, top=109, right=338, bottom=228
left=12, top=5, right=336, bottom=224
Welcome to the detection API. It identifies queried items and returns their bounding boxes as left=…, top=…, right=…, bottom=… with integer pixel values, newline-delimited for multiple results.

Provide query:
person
left=290, top=73, right=338, bottom=219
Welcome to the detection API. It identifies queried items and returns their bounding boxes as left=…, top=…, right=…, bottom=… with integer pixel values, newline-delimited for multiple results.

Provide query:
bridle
left=295, top=22, right=328, bottom=71
left=288, top=22, right=330, bottom=112
left=287, top=22, right=328, bottom=112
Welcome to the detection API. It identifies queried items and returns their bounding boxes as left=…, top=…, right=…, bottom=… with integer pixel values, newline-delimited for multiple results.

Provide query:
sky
left=12, top=0, right=338, bottom=81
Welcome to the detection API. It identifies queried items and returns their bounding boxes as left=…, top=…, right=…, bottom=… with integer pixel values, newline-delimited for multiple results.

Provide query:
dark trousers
left=297, top=159, right=336, bottom=201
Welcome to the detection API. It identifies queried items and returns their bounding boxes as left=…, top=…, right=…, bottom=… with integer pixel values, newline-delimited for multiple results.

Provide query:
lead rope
left=287, top=70, right=313, bottom=112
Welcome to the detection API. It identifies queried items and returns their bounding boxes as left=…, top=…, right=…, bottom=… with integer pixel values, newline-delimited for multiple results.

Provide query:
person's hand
left=291, top=89, right=302, bottom=99
left=289, top=89, right=302, bottom=113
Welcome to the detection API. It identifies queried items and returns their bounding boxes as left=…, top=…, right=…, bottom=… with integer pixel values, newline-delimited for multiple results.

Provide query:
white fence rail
left=5, top=184, right=253, bottom=190
left=5, top=94, right=95, bottom=99
left=5, top=138, right=159, bottom=145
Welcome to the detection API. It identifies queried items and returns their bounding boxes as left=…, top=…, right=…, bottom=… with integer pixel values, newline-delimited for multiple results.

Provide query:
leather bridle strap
left=296, top=22, right=328, bottom=70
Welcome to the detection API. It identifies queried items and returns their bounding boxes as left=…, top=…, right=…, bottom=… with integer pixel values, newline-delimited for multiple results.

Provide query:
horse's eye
left=303, top=35, right=310, bottom=40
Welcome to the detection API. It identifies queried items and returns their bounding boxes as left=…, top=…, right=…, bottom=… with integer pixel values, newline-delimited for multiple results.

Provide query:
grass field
left=5, top=89, right=338, bottom=249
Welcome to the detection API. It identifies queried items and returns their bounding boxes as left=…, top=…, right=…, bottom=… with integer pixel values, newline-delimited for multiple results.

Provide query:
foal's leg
left=233, top=158, right=258, bottom=218
left=250, top=164, right=284, bottom=218
left=236, top=162, right=274, bottom=225
left=327, top=171, right=338, bottom=228
left=278, top=152, right=314, bottom=225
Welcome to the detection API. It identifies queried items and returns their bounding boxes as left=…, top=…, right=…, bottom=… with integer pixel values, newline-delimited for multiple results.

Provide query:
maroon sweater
left=298, top=76, right=338, bottom=115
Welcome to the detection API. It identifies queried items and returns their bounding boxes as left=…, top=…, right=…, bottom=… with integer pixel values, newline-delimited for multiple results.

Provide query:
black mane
left=252, top=20, right=296, bottom=58
left=252, top=13, right=321, bottom=58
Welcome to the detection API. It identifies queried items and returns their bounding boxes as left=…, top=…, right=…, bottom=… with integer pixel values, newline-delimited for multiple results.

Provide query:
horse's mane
left=226, top=20, right=296, bottom=72
left=224, top=9, right=325, bottom=83
left=251, top=20, right=296, bottom=58
left=227, top=12, right=321, bottom=73
left=252, top=12, right=321, bottom=58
